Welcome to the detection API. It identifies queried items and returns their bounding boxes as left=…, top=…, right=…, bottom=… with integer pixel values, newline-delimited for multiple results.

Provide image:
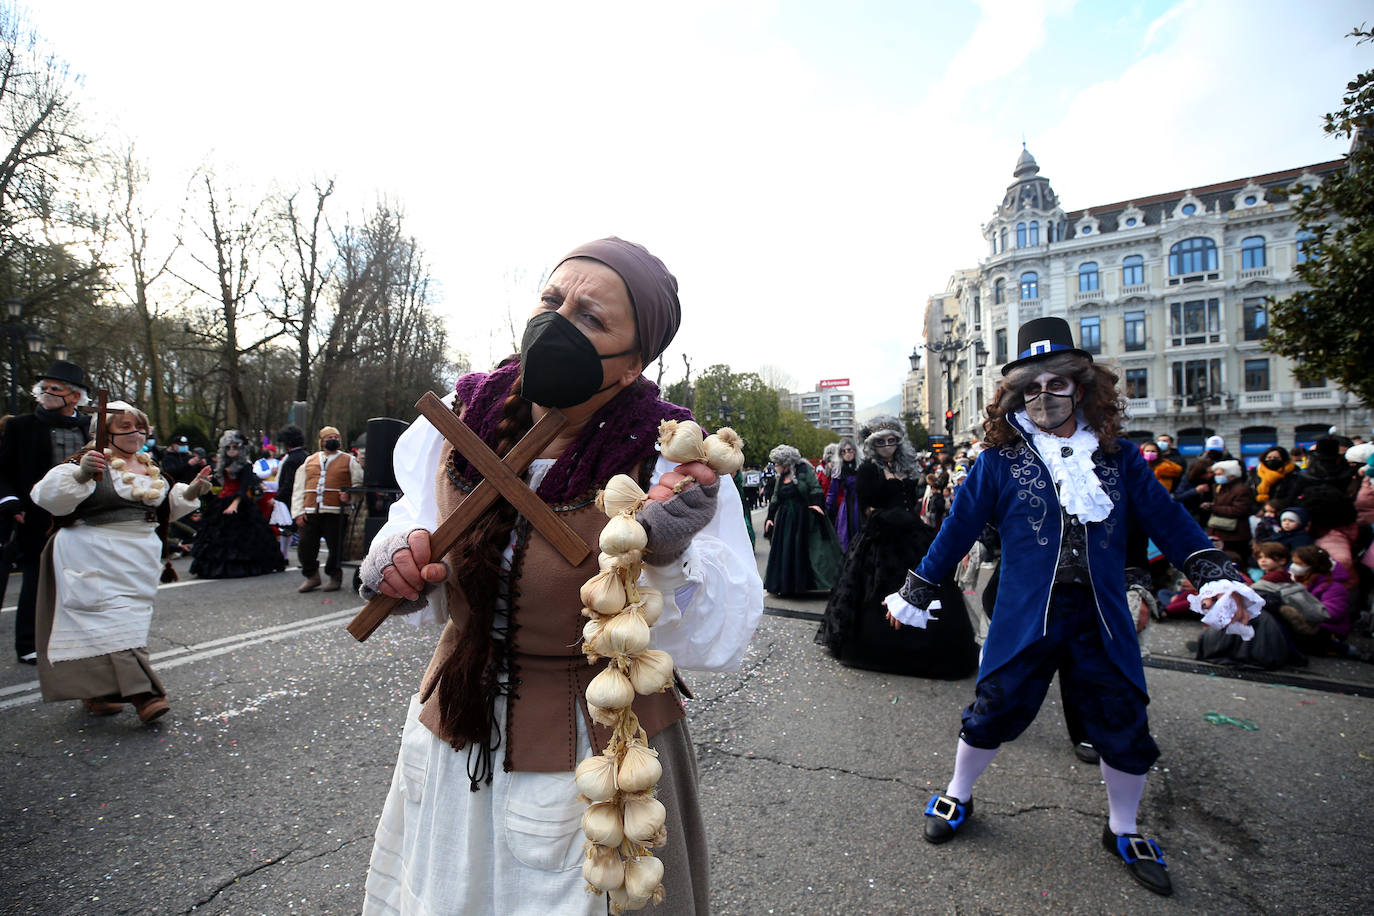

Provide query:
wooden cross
left=77, top=389, right=124, bottom=481
left=346, top=391, right=593, bottom=641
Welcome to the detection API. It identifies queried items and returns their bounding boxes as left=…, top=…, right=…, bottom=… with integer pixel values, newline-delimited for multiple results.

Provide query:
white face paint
left=1021, top=371, right=1079, bottom=431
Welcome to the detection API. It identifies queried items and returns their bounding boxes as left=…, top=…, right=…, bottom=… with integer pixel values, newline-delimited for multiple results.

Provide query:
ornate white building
left=925, top=148, right=1371, bottom=459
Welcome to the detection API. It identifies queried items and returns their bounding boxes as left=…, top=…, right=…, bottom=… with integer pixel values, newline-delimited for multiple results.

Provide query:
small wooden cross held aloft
left=76, top=389, right=125, bottom=481
left=346, top=391, right=592, bottom=641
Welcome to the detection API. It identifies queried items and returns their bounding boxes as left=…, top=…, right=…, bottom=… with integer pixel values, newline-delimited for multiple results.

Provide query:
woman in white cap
left=1203, top=459, right=1253, bottom=557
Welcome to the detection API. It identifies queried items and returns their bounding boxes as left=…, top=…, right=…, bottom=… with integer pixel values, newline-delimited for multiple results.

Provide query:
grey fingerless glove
left=73, top=450, right=104, bottom=483
left=183, top=476, right=213, bottom=500
left=637, top=479, right=720, bottom=566
left=898, top=570, right=939, bottom=609
left=359, top=529, right=434, bottom=615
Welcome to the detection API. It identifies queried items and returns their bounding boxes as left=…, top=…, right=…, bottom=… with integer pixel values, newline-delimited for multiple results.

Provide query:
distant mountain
left=856, top=394, right=901, bottom=426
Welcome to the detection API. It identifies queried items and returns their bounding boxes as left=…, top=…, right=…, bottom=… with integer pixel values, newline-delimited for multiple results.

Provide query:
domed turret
left=996, top=146, right=1057, bottom=217
left=1014, top=146, right=1039, bottom=178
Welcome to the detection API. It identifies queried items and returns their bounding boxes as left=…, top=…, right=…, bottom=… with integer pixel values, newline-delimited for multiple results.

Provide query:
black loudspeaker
left=363, top=417, right=410, bottom=489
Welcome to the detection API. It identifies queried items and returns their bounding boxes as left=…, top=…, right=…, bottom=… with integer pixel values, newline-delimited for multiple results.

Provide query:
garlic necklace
left=577, top=420, right=744, bottom=913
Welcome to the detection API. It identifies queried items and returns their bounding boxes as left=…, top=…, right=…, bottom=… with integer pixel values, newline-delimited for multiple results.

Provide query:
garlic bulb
left=582, top=616, right=607, bottom=654
left=600, top=515, right=648, bottom=557
left=635, top=588, right=664, bottom=627
left=623, top=854, right=665, bottom=901
left=601, top=611, right=651, bottom=656
left=110, top=457, right=126, bottom=470
left=586, top=666, right=635, bottom=709
left=580, top=570, right=627, bottom=614
left=622, top=794, right=667, bottom=844
left=703, top=427, right=745, bottom=474
left=609, top=886, right=651, bottom=912
left=122, top=473, right=136, bottom=484
left=628, top=649, right=674, bottom=695
left=575, top=753, right=619, bottom=802
left=581, top=801, right=625, bottom=847
left=598, top=474, right=648, bottom=517
left=587, top=702, right=620, bottom=728
left=583, top=843, right=626, bottom=892
left=657, top=419, right=707, bottom=464
left=616, top=742, right=662, bottom=793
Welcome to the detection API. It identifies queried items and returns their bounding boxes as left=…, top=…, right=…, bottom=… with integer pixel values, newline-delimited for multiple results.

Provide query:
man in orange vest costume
left=290, top=426, right=364, bottom=592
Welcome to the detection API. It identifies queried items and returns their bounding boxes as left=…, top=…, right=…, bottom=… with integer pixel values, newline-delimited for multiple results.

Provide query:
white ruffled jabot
left=1017, top=411, right=1114, bottom=525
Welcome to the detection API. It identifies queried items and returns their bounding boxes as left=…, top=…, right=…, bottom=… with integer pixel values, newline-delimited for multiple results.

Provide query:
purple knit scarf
left=451, top=360, right=692, bottom=500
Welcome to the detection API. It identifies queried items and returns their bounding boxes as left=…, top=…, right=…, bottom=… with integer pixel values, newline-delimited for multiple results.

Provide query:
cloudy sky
left=29, top=0, right=1370, bottom=409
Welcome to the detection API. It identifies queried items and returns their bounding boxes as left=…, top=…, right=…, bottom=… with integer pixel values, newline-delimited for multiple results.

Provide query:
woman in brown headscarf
left=356, top=238, right=762, bottom=916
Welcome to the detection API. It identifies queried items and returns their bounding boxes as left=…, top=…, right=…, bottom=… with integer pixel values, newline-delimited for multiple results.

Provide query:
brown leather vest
left=416, top=442, right=685, bottom=772
left=301, top=452, right=353, bottom=511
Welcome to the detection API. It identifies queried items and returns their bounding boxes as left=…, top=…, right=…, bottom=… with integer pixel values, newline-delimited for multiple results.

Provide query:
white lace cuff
left=1188, top=580, right=1264, bottom=641
left=883, top=591, right=941, bottom=629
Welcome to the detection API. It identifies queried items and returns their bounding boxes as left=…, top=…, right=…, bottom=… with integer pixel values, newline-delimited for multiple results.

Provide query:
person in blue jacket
left=885, top=317, right=1261, bottom=898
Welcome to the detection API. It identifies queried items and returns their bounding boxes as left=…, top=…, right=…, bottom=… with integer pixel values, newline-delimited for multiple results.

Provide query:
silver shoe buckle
left=932, top=796, right=959, bottom=821
left=1127, top=836, right=1157, bottom=862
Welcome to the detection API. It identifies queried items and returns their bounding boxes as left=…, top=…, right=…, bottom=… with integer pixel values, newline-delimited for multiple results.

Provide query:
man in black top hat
left=886, top=317, right=1259, bottom=897
left=0, top=361, right=92, bottom=664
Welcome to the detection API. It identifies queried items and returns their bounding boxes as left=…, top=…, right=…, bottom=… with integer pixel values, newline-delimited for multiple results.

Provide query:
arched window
left=1122, top=254, right=1144, bottom=287
left=1078, top=262, right=1099, bottom=292
left=1016, top=222, right=1027, bottom=248
left=1296, top=229, right=1316, bottom=264
left=1000, top=227, right=1008, bottom=252
left=1168, top=237, right=1217, bottom=275
left=1241, top=236, right=1266, bottom=269
left=1020, top=272, right=1038, bottom=299
left=1028, top=221, right=1039, bottom=246
left=1046, top=222, right=1056, bottom=244
left=994, top=278, right=1005, bottom=304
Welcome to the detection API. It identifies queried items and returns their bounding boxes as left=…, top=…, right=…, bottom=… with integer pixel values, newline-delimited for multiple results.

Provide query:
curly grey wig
left=768, top=444, right=802, bottom=467
left=861, top=415, right=920, bottom=476
left=215, top=428, right=250, bottom=482
left=827, top=438, right=857, bottom=478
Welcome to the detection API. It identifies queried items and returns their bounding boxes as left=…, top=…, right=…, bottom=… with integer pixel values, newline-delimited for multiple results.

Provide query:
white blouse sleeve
left=642, top=454, right=763, bottom=672
left=367, top=397, right=450, bottom=624
left=30, top=464, right=96, bottom=516
left=166, top=482, right=202, bottom=522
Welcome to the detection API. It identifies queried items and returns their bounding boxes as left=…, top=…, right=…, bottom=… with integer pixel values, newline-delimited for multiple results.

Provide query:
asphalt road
left=1, top=518, right=1371, bottom=915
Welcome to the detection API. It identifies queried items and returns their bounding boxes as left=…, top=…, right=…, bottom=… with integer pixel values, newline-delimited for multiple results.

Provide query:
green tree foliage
left=1267, top=26, right=1374, bottom=404
left=665, top=362, right=844, bottom=467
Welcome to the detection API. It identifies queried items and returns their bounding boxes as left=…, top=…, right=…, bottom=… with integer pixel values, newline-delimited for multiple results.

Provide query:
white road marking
left=0, top=605, right=362, bottom=710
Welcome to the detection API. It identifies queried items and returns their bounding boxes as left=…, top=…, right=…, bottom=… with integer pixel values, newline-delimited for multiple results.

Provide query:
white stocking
left=1101, top=761, right=1146, bottom=835
left=945, top=739, right=998, bottom=803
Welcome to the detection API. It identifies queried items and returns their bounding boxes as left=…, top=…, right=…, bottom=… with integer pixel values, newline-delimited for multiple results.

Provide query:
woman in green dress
left=763, top=444, right=843, bottom=595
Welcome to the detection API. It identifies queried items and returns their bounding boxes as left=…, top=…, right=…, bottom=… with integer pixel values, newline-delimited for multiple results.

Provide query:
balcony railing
left=1120, top=283, right=1151, bottom=297
left=1074, top=290, right=1102, bottom=305
left=1237, top=266, right=1273, bottom=281
left=1125, top=397, right=1160, bottom=417
left=1296, top=387, right=1339, bottom=407
left=1238, top=392, right=1288, bottom=410
left=1017, top=299, right=1043, bottom=319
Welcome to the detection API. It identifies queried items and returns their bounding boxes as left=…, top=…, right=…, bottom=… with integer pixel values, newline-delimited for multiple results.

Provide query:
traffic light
left=944, top=409, right=955, bottom=437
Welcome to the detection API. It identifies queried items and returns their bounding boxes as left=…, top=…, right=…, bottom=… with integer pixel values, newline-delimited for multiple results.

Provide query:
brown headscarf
left=554, top=237, right=681, bottom=365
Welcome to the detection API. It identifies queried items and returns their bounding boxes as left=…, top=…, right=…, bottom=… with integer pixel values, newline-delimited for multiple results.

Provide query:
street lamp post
left=4, top=297, right=59, bottom=415
left=916, top=314, right=988, bottom=444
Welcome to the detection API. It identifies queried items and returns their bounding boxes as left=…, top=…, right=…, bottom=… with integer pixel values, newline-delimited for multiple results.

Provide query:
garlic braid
left=576, top=420, right=744, bottom=913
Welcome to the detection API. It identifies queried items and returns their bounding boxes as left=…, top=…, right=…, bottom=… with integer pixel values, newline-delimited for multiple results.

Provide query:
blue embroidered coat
left=913, top=415, right=1217, bottom=696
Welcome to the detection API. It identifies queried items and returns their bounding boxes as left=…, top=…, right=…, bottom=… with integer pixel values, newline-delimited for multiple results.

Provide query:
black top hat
left=1001, top=317, right=1093, bottom=376
left=38, top=360, right=88, bottom=390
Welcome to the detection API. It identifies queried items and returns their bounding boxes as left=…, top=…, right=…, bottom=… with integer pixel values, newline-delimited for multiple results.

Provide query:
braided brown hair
left=435, top=378, right=534, bottom=762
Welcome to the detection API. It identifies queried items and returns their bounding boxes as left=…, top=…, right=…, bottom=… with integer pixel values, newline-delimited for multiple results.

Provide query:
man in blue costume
left=885, top=317, right=1261, bottom=897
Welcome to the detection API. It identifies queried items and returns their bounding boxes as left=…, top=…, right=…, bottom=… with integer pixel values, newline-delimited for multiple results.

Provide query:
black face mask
left=519, top=311, right=636, bottom=408
left=1024, top=391, right=1076, bottom=431
left=323, top=439, right=341, bottom=451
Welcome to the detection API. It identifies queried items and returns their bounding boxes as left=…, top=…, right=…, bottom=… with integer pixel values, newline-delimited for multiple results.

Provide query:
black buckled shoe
left=923, top=793, right=972, bottom=844
left=1102, top=824, right=1172, bottom=896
